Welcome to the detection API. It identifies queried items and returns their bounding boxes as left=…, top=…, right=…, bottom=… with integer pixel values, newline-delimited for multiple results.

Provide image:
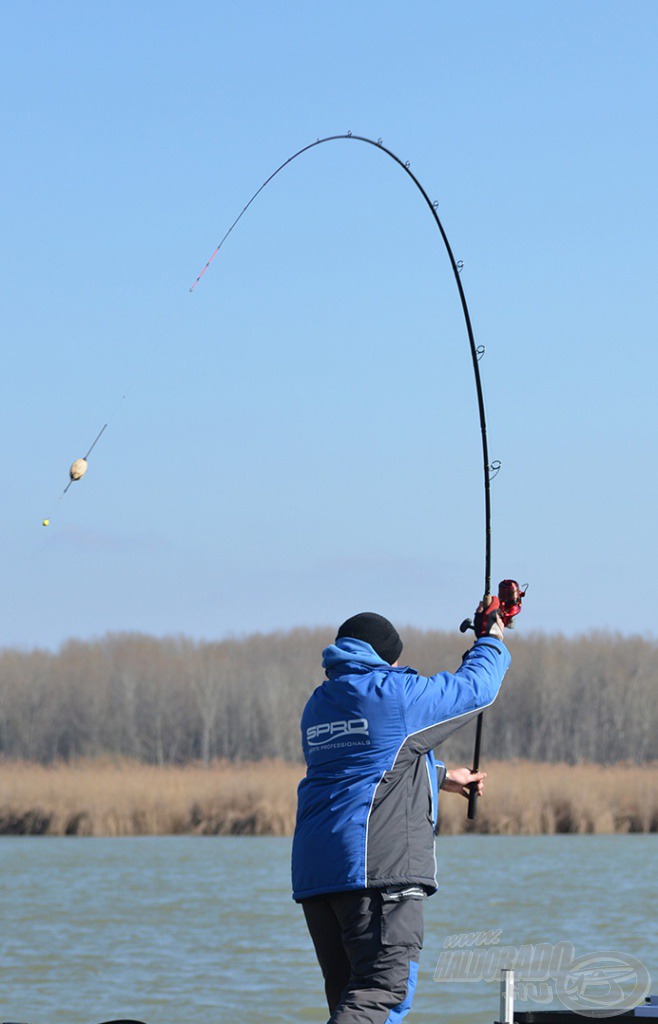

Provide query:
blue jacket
left=291, top=636, right=510, bottom=900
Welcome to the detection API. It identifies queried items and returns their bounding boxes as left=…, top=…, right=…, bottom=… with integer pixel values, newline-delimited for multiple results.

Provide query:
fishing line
left=42, top=301, right=188, bottom=526
left=190, top=132, right=502, bottom=817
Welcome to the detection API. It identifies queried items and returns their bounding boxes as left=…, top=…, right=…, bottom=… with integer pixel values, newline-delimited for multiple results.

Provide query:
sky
left=1, top=1, right=657, bottom=649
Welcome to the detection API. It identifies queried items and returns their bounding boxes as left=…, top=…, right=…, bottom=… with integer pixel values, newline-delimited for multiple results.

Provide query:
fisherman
left=292, top=600, right=510, bottom=1024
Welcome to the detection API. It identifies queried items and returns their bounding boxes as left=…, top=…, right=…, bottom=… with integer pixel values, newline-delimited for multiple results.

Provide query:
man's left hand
left=443, top=767, right=487, bottom=798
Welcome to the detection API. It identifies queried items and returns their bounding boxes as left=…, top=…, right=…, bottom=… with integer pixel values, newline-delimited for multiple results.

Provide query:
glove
left=473, top=594, right=504, bottom=641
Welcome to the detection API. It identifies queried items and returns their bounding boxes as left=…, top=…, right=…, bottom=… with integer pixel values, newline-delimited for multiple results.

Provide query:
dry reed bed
left=0, top=760, right=302, bottom=837
left=0, top=759, right=656, bottom=836
left=437, top=760, right=658, bottom=835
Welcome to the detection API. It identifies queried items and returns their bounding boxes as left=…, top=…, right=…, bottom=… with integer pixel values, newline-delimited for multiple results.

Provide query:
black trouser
left=301, top=888, right=425, bottom=1024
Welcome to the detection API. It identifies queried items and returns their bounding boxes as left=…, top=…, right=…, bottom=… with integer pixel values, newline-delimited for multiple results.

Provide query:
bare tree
left=0, top=628, right=655, bottom=765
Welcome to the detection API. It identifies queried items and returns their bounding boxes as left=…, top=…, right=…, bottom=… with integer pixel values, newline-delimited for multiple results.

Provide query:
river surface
left=1, top=835, right=656, bottom=1024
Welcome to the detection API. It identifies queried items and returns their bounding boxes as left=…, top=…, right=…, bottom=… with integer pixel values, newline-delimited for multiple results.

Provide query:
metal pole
left=499, top=969, right=515, bottom=1024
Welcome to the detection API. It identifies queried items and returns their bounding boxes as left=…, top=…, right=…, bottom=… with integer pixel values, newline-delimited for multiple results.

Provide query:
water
left=1, top=835, right=655, bottom=1024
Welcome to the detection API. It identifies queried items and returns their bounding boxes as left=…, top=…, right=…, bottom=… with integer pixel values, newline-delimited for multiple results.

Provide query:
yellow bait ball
left=42, top=519, right=50, bottom=527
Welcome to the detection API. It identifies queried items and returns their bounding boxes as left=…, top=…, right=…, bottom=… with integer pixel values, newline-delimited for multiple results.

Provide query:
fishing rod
left=190, top=132, right=505, bottom=818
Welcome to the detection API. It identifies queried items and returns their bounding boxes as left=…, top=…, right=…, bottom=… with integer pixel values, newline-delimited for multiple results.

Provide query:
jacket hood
left=322, top=637, right=392, bottom=674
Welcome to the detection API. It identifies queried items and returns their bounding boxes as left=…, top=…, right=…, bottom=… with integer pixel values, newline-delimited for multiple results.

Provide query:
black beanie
left=336, top=612, right=403, bottom=665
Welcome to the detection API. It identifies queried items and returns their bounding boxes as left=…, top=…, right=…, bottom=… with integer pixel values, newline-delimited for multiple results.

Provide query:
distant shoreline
left=1, top=759, right=656, bottom=837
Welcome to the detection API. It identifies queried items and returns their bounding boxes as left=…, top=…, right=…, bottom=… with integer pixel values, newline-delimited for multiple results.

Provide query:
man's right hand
left=474, top=594, right=505, bottom=640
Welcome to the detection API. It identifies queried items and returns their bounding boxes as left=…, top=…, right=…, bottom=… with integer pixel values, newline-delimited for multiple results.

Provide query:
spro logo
left=306, top=717, right=369, bottom=746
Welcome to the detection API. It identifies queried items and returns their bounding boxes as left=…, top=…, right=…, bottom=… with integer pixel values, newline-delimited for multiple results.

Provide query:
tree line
left=0, top=627, right=655, bottom=765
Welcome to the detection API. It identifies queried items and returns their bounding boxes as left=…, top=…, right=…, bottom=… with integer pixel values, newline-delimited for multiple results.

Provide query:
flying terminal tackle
left=42, top=424, right=107, bottom=526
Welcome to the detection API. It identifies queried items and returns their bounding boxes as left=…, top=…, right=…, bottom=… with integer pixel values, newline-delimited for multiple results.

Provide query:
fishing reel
left=460, top=579, right=528, bottom=636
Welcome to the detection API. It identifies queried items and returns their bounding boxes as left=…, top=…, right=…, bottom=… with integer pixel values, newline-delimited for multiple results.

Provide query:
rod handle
left=467, top=712, right=484, bottom=820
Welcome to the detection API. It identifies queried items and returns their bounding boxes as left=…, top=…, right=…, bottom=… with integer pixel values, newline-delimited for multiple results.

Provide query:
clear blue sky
left=2, top=1, right=657, bottom=649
